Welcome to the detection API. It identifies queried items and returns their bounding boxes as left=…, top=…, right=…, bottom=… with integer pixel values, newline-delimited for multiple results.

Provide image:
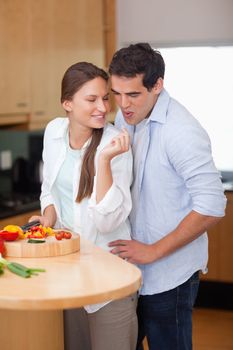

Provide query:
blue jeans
left=136, top=271, right=200, bottom=350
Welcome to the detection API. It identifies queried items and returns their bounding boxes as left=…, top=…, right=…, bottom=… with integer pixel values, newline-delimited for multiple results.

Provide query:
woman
left=29, top=62, right=137, bottom=350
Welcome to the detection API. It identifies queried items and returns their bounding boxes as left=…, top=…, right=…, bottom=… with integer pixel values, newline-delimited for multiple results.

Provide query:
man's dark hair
left=109, top=43, right=165, bottom=91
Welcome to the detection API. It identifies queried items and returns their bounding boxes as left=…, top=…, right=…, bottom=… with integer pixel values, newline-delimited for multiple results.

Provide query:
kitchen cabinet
left=29, top=0, right=105, bottom=130
left=0, top=0, right=31, bottom=124
left=43, top=0, right=105, bottom=129
left=0, top=0, right=105, bottom=130
left=29, top=1, right=51, bottom=130
left=201, top=192, right=233, bottom=283
left=103, top=0, right=116, bottom=67
left=102, top=0, right=117, bottom=113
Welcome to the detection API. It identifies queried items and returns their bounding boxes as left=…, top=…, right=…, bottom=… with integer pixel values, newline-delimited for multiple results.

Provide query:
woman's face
left=63, top=77, right=110, bottom=129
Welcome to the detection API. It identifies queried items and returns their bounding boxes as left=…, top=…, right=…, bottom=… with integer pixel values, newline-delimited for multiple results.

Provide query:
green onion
left=0, top=254, right=46, bottom=278
left=7, top=263, right=30, bottom=278
left=0, top=262, right=4, bottom=275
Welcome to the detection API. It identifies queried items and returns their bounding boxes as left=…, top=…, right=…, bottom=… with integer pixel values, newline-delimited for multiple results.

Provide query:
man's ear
left=153, top=78, right=164, bottom=94
left=62, top=100, right=72, bottom=112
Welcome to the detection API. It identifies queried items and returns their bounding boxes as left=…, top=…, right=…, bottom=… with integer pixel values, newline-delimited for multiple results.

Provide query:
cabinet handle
left=16, top=102, right=28, bottom=108
left=34, top=111, right=45, bottom=116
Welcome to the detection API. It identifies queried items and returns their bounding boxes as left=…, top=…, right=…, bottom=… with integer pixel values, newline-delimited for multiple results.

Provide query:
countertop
left=0, top=237, right=141, bottom=310
left=0, top=238, right=141, bottom=350
left=222, top=182, right=233, bottom=192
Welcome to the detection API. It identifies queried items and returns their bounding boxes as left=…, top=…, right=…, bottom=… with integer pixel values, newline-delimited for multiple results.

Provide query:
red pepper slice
left=27, top=226, right=46, bottom=238
left=30, top=226, right=43, bottom=233
left=27, top=233, right=44, bottom=239
left=0, top=230, right=19, bottom=241
left=0, top=238, right=6, bottom=256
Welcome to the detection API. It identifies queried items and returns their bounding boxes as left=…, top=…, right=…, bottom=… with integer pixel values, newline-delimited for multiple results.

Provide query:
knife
left=21, top=220, right=41, bottom=232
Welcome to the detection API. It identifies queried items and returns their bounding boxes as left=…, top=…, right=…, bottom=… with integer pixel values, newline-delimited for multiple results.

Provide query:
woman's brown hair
left=61, top=62, right=108, bottom=202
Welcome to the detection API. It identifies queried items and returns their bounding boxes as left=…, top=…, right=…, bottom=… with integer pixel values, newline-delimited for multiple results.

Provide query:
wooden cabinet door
left=202, top=192, right=233, bottom=283
left=0, top=0, right=105, bottom=129
left=29, top=0, right=51, bottom=129
left=28, top=0, right=105, bottom=130
left=218, top=192, right=233, bottom=282
left=0, top=0, right=31, bottom=116
left=46, top=0, right=105, bottom=119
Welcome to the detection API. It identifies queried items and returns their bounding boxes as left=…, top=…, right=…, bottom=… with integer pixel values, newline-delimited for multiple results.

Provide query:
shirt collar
left=51, top=117, right=69, bottom=139
left=148, top=89, right=170, bottom=124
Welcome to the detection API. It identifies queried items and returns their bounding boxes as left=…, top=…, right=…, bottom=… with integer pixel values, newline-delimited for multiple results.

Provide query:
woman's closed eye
left=86, top=95, right=109, bottom=103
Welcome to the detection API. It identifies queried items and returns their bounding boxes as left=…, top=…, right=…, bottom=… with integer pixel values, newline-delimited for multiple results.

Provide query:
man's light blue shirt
left=115, top=89, right=227, bottom=295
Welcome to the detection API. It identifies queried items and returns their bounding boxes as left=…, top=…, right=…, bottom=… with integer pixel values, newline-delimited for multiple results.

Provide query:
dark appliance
left=11, top=133, right=44, bottom=195
left=0, top=192, right=40, bottom=219
left=28, top=134, right=44, bottom=194
left=12, top=157, right=31, bottom=193
left=28, top=159, right=43, bottom=194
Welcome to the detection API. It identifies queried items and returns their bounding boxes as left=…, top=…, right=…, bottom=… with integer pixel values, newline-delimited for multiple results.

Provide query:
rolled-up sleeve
left=40, top=123, right=56, bottom=215
left=88, top=148, right=133, bottom=233
left=166, top=122, right=227, bottom=217
left=40, top=181, right=54, bottom=215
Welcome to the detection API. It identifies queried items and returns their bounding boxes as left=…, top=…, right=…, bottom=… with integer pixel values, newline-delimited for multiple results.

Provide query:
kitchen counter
left=0, top=238, right=141, bottom=350
left=0, top=238, right=141, bottom=310
left=0, top=199, right=40, bottom=219
left=0, top=192, right=40, bottom=220
left=222, top=182, right=233, bottom=192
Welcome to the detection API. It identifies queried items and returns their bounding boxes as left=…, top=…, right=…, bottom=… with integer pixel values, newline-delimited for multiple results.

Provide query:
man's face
left=111, top=74, right=161, bottom=125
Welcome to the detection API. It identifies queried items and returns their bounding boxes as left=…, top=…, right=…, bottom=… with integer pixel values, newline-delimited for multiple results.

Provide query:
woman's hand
left=100, top=128, right=130, bottom=161
left=96, top=129, right=130, bottom=203
left=28, top=205, right=57, bottom=228
left=28, top=215, right=52, bottom=227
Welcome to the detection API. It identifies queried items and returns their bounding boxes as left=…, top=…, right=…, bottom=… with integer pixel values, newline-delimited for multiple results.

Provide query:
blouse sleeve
left=40, top=122, right=55, bottom=214
left=87, top=148, right=133, bottom=233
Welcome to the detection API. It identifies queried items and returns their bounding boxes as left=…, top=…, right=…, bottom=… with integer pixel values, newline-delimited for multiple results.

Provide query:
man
left=108, top=43, right=227, bottom=350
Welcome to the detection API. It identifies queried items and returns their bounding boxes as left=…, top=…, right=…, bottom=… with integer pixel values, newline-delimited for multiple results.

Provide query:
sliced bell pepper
left=27, top=232, right=44, bottom=239
left=3, top=225, right=24, bottom=239
left=0, top=238, right=6, bottom=256
left=0, top=230, right=19, bottom=241
left=26, top=225, right=47, bottom=239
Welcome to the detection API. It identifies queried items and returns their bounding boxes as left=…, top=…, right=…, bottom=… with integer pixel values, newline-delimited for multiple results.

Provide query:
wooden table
left=0, top=238, right=141, bottom=350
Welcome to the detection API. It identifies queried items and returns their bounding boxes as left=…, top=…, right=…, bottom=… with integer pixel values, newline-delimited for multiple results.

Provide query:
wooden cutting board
left=4, top=232, right=80, bottom=258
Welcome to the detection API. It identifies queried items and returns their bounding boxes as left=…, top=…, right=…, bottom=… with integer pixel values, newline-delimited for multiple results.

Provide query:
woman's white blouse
left=40, top=117, right=133, bottom=251
left=40, top=118, right=133, bottom=313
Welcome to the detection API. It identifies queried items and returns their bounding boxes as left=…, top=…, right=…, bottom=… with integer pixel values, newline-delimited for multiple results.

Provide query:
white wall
left=116, top=0, right=233, bottom=47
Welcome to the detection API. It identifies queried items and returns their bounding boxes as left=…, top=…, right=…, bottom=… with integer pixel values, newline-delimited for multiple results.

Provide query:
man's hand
left=108, top=239, right=156, bottom=264
left=110, top=212, right=222, bottom=265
